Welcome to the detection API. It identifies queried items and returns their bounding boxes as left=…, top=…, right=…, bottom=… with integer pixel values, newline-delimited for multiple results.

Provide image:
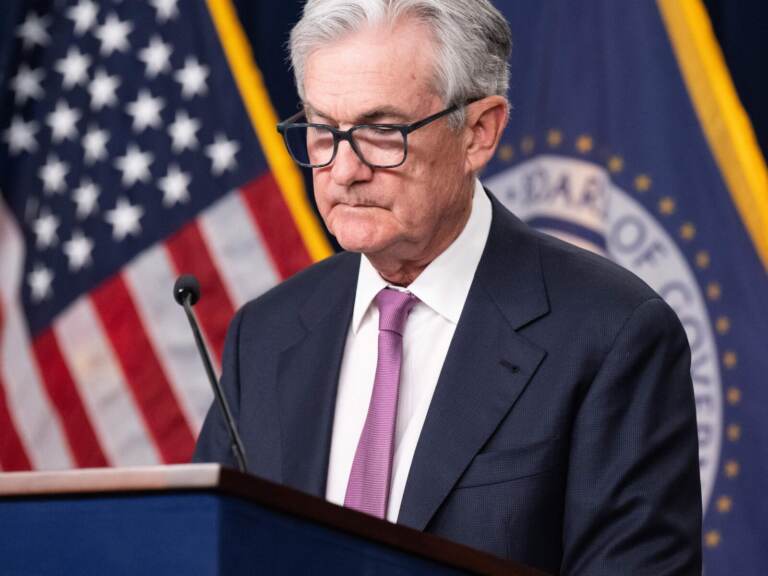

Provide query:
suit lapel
left=397, top=196, right=550, bottom=530
left=277, top=254, right=359, bottom=498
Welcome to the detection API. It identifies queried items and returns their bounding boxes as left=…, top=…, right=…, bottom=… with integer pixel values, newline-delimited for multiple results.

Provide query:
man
left=195, top=1, right=702, bottom=573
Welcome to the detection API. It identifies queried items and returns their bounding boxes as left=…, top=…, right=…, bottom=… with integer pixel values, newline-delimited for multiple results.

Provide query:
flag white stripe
left=0, top=201, right=72, bottom=470
left=199, top=189, right=280, bottom=308
left=125, top=246, right=213, bottom=432
left=54, top=297, right=161, bottom=466
left=0, top=306, right=73, bottom=470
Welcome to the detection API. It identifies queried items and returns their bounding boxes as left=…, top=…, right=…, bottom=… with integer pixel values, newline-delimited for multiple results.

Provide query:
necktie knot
left=376, top=288, right=418, bottom=335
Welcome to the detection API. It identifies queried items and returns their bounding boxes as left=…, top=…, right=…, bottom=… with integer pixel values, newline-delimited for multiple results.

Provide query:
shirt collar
left=351, top=179, right=492, bottom=332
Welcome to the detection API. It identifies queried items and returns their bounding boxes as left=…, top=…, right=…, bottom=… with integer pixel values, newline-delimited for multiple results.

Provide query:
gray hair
left=289, top=0, right=512, bottom=127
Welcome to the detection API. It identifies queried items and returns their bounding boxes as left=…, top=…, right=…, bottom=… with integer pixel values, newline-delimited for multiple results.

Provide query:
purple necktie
left=344, top=288, right=418, bottom=518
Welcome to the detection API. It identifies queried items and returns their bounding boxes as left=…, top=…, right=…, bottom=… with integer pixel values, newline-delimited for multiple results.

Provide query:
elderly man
left=195, top=1, right=702, bottom=573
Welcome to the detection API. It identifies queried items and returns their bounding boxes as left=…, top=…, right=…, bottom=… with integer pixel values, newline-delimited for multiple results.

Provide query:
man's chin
left=335, top=236, right=383, bottom=254
left=332, top=229, right=392, bottom=255
left=328, top=217, right=390, bottom=254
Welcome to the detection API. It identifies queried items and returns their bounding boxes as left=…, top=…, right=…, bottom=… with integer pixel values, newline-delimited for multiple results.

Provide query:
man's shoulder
left=238, top=250, right=359, bottom=324
left=535, top=225, right=657, bottom=309
left=489, top=195, right=667, bottom=325
left=487, top=196, right=686, bottom=384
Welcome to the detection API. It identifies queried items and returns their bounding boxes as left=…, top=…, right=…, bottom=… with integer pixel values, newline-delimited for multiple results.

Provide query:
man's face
left=303, top=19, right=473, bottom=264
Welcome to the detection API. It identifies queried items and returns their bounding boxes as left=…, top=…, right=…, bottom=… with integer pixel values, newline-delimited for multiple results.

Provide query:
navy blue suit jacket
left=194, top=192, right=702, bottom=575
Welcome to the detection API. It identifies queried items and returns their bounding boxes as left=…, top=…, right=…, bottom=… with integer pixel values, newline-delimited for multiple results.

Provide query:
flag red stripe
left=32, top=329, right=109, bottom=467
left=241, top=172, right=314, bottom=279
left=0, top=302, right=32, bottom=471
left=91, top=275, right=195, bottom=463
left=0, top=373, right=31, bottom=471
left=166, top=221, right=236, bottom=363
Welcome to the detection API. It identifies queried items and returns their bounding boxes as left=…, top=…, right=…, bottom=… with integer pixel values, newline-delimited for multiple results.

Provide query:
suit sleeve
left=561, top=297, right=702, bottom=576
left=191, top=307, right=244, bottom=468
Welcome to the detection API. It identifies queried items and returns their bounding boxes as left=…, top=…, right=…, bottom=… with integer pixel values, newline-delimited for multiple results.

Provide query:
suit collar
left=277, top=253, right=359, bottom=497
left=298, top=252, right=360, bottom=331
left=477, top=191, right=550, bottom=330
left=397, top=193, right=551, bottom=529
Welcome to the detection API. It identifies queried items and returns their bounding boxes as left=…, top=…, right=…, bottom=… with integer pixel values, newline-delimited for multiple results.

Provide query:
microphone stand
left=177, top=283, right=249, bottom=474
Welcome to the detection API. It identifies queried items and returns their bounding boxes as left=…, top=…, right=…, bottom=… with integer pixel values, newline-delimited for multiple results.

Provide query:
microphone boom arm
left=180, top=293, right=249, bottom=474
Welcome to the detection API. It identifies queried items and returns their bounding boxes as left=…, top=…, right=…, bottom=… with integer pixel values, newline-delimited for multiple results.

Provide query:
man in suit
left=194, top=0, right=702, bottom=573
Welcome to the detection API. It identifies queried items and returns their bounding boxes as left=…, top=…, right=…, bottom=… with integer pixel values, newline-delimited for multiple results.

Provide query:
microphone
left=174, top=274, right=249, bottom=474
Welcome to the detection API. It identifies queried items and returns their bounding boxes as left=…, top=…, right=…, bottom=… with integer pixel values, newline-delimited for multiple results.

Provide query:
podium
left=0, top=464, right=547, bottom=575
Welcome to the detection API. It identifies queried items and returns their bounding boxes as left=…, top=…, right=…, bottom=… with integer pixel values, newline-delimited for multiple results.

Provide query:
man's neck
left=365, top=192, right=474, bottom=287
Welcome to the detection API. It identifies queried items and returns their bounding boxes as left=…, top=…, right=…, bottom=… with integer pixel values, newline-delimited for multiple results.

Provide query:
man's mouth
left=337, top=201, right=380, bottom=208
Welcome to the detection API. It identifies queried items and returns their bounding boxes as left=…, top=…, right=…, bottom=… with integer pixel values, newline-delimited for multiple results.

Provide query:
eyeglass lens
left=283, top=125, right=406, bottom=168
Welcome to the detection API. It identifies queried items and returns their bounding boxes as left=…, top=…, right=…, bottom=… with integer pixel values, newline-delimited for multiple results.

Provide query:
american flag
left=0, top=0, right=329, bottom=470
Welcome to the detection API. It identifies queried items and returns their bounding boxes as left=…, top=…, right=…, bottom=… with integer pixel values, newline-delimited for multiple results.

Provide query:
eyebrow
left=304, top=103, right=412, bottom=125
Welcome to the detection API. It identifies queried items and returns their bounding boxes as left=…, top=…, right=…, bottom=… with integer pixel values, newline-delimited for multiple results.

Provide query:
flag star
left=28, top=264, right=54, bottom=302
left=73, top=178, right=100, bottom=218
left=67, top=0, right=99, bottom=36
left=139, top=36, right=172, bottom=78
left=33, top=210, right=60, bottom=249
left=17, top=13, right=50, bottom=50
left=63, top=231, right=94, bottom=271
left=47, top=100, right=81, bottom=143
left=95, top=13, right=132, bottom=56
left=105, top=197, right=144, bottom=240
left=168, top=110, right=200, bottom=152
left=206, top=134, right=239, bottom=175
left=126, top=90, right=164, bottom=132
left=175, top=57, right=209, bottom=99
left=11, top=65, right=44, bottom=104
left=55, top=47, right=92, bottom=89
left=150, top=0, right=179, bottom=22
left=39, top=155, right=70, bottom=194
left=82, top=125, right=110, bottom=164
left=89, top=68, right=121, bottom=110
left=158, top=165, right=191, bottom=206
left=3, top=116, right=38, bottom=155
left=114, top=144, right=153, bottom=186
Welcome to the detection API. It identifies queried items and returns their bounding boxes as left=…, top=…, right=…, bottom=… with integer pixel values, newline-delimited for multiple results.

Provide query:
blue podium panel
left=0, top=491, right=469, bottom=575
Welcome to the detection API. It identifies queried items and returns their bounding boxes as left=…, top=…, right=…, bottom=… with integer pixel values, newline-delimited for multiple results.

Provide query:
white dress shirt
left=325, top=179, right=492, bottom=522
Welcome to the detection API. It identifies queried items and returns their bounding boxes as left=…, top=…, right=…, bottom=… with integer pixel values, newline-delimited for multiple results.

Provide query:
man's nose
left=330, top=140, right=372, bottom=186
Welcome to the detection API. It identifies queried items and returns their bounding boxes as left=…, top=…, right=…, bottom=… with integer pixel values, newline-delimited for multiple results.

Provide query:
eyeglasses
left=276, top=103, right=462, bottom=169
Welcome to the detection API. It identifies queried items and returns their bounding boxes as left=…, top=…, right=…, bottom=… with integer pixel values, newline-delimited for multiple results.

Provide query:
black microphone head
left=174, top=274, right=201, bottom=306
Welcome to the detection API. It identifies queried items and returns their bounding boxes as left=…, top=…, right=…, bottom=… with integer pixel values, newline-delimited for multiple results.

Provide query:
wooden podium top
left=0, top=464, right=548, bottom=576
left=0, top=463, right=226, bottom=495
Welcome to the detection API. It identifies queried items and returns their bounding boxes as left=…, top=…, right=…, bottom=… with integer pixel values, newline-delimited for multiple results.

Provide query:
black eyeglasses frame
left=276, top=102, right=467, bottom=169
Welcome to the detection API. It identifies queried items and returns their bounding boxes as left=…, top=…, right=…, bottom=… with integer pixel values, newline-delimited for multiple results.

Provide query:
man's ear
left=463, top=96, right=509, bottom=175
